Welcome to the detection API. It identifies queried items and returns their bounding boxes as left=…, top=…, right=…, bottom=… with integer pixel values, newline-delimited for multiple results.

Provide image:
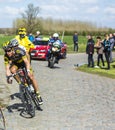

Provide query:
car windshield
left=34, top=40, right=48, bottom=45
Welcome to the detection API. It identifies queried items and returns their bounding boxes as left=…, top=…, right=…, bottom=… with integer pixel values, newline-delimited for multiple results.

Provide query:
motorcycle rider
left=2, top=39, right=43, bottom=105
left=15, top=27, right=35, bottom=63
left=47, top=33, right=63, bottom=63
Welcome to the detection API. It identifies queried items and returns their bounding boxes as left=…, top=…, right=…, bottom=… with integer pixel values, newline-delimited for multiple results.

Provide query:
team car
left=30, top=37, right=67, bottom=60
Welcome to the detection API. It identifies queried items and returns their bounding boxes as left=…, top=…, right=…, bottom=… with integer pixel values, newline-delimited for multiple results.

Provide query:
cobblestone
left=0, top=53, right=114, bottom=130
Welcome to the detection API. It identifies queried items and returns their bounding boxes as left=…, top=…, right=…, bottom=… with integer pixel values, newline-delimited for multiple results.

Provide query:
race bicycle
left=11, top=67, right=42, bottom=118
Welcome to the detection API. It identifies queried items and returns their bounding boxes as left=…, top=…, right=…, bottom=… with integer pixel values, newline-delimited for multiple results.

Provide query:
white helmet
left=53, top=33, right=59, bottom=38
left=36, top=31, right=40, bottom=35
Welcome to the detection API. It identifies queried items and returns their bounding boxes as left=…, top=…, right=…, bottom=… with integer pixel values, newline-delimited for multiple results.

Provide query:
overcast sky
left=0, top=0, right=115, bottom=28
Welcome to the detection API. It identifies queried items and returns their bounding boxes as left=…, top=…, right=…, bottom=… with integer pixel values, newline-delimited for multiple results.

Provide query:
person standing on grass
left=86, top=34, right=95, bottom=68
left=28, top=33, right=35, bottom=43
left=109, top=33, right=115, bottom=63
left=103, top=34, right=111, bottom=70
left=73, top=32, right=78, bottom=52
left=113, top=33, right=115, bottom=49
left=94, top=36, right=105, bottom=68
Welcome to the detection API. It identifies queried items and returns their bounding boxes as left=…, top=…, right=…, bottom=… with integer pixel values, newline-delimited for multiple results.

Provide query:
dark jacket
left=103, top=39, right=111, bottom=52
left=86, top=39, right=95, bottom=54
left=109, top=37, right=115, bottom=50
left=73, top=34, right=78, bottom=43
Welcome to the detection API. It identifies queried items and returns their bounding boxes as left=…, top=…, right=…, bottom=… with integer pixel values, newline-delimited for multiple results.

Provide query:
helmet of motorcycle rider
left=18, top=27, right=26, bottom=38
left=36, top=31, right=40, bottom=35
left=53, top=33, right=59, bottom=38
left=2, top=41, right=11, bottom=51
left=9, top=38, right=19, bottom=48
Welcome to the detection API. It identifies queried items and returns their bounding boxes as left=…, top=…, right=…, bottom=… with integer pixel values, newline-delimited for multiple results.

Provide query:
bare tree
left=21, top=3, right=40, bottom=34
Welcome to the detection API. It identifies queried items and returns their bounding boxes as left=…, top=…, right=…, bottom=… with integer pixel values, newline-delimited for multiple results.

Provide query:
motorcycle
left=48, top=42, right=61, bottom=68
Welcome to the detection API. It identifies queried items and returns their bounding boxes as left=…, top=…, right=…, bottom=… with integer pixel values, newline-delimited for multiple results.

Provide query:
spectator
left=109, top=33, right=115, bottom=62
left=113, top=33, right=115, bottom=49
left=73, top=32, right=78, bottom=52
left=86, top=34, right=95, bottom=67
left=94, top=36, right=105, bottom=68
left=103, top=34, right=111, bottom=70
left=28, top=33, right=35, bottom=42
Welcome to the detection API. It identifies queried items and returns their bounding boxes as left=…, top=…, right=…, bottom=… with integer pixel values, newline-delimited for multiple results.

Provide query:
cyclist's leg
left=10, top=65, right=21, bottom=83
left=28, top=71, right=39, bottom=92
left=28, top=71, right=43, bottom=104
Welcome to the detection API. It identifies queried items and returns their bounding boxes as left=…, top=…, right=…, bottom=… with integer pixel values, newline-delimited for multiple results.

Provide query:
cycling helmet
left=18, top=27, right=26, bottom=33
left=9, top=38, right=19, bottom=47
left=2, top=41, right=11, bottom=50
left=53, top=33, right=59, bottom=38
left=18, top=27, right=26, bottom=38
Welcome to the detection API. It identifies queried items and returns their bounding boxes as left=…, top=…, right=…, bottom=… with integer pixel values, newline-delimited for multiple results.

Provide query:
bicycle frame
left=11, top=67, right=40, bottom=118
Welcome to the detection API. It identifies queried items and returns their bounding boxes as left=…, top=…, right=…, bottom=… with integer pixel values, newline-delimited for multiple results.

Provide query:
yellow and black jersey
left=4, top=47, right=26, bottom=66
left=15, top=35, right=35, bottom=52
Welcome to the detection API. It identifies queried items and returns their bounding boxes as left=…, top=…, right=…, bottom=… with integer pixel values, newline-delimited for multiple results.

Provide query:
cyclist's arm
left=4, top=56, right=11, bottom=76
left=5, top=64, right=11, bottom=76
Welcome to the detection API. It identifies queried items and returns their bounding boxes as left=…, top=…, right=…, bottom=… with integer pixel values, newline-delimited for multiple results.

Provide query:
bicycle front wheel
left=24, top=88, right=35, bottom=117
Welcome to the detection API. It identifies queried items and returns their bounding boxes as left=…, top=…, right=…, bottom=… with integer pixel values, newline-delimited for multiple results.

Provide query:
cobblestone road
left=0, top=53, right=115, bottom=130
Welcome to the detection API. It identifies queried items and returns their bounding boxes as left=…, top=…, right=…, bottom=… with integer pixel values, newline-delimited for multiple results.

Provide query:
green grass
left=0, top=35, right=88, bottom=54
left=76, top=61, right=115, bottom=79
left=0, top=35, right=14, bottom=49
left=0, top=35, right=15, bottom=54
left=0, top=35, right=14, bottom=47
left=63, top=35, right=88, bottom=53
left=0, top=35, right=115, bottom=79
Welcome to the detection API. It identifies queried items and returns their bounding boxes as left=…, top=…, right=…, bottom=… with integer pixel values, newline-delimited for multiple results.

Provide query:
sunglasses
left=19, top=30, right=25, bottom=32
left=5, top=49, right=12, bottom=52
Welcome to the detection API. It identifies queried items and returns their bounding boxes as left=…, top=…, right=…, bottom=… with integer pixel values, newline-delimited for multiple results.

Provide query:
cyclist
left=15, top=27, right=35, bottom=63
left=2, top=39, right=43, bottom=105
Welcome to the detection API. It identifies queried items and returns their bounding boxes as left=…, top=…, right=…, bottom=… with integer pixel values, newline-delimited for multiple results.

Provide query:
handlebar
left=10, top=68, right=26, bottom=77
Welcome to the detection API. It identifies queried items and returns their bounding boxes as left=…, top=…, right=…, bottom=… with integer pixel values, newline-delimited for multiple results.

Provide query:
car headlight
left=52, top=47, right=60, bottom=52
left=36, top=50, right=40, bottom=53
left=40, top=50, right=46, bottom=52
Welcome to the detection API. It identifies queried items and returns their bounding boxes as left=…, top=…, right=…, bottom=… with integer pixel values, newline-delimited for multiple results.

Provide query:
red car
left=30, top=37, right=67, bottom=60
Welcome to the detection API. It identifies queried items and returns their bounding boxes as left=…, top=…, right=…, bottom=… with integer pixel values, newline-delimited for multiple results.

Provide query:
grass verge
left=76, top=61, right=115, bottom=79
